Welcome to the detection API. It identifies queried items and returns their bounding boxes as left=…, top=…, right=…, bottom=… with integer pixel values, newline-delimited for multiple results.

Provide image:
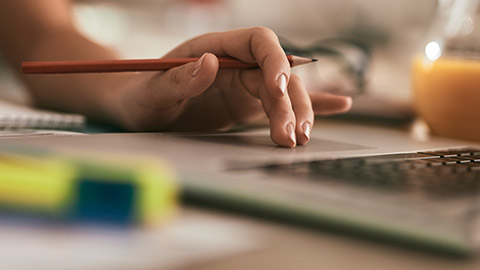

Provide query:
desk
left=176, top=207, right=480, bottom=270
left=2, top=119, right=480, bottom=269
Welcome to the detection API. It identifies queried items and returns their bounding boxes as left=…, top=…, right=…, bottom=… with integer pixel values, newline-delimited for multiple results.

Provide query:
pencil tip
left=288, top=55, right=318, bottom=67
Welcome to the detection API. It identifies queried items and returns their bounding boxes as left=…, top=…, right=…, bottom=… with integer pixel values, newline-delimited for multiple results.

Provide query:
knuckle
left=275, top=107, right=292, bottom=118
left=251, top=26, right=275, bottom=37
left=169, top=67, right=184, bottom=86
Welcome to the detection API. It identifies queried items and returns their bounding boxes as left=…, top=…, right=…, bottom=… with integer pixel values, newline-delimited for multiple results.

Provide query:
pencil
left=22, top=55, right=317, bottom=74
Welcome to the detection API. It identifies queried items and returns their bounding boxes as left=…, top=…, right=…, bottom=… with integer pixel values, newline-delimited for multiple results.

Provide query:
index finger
left=163, top=27, right=291, bottom=98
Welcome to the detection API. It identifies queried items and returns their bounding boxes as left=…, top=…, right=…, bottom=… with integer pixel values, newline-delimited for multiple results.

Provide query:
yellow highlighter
left=0, top=148, right=178, bottom=226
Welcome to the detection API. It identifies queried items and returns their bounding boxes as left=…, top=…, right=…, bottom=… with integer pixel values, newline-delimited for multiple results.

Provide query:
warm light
left=425, top=41, right=442, bottom=61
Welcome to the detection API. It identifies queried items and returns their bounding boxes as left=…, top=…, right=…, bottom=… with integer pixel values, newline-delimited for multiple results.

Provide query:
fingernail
left=192, top=53, right=207, bottom=77
left=277, top=73, right=287, bottom=95
left=344, top=96, right=353, bottom=109
left=302, top=122, right=311, bottom=141
left=286, top=122, right=296, bottom=147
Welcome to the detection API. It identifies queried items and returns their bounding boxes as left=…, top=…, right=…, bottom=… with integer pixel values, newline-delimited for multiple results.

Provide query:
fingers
left=288, top=75, right=314, bottom=146
left=310, top=92, right=352, bottom=115
left=245, top=27, right=291, bottom=98
left=242, top=70, right=312, bottom=148
left=239, top=70, right=351, bottom=147
left=164, top=27, right=291, bottom=99
left=258, top=82, right=297, bottom=148
left=262, top=75, right=314, bottom=147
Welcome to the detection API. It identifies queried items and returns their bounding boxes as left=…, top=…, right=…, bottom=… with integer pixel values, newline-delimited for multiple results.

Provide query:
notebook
left=0, top=99, right=85, bottom=130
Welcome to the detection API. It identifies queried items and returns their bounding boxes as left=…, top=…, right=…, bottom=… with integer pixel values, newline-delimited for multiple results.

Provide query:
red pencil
left=22, top=55, right=317, bottom=74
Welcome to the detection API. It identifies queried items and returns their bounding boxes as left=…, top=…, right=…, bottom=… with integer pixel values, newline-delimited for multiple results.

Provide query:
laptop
left=5, top=119, right=480, bottom=255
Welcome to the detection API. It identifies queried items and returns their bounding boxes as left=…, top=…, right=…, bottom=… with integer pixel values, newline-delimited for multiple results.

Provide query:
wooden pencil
left=22, top=55, right=317, bottom=74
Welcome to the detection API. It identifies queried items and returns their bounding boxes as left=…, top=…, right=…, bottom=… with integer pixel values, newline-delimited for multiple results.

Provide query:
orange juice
left=412, top=57, right=480, bottom=141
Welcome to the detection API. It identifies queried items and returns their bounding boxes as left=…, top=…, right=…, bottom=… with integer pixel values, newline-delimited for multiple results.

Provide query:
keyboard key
left=419, top=148, right=480, bottom=156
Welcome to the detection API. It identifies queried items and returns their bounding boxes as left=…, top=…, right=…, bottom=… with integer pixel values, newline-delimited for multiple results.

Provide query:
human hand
left=109, top=27, right=351, bottom=147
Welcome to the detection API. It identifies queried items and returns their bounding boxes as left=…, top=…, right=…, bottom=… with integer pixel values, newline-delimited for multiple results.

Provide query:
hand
left=108, top=27, right=351, bottom=147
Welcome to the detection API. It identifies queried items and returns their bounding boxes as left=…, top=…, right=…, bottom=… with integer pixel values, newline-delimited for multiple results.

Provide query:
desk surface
left=177, top=207, right=480, bottom=270
left=2, top=119, right=480, bottom=269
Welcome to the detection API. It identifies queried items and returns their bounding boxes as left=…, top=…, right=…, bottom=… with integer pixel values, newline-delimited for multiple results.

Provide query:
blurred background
left=0, top=0, right=440, bottom=120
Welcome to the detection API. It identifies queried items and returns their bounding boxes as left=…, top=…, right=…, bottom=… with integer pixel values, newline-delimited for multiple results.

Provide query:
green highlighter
left=0, top=147, right=178, bottom=226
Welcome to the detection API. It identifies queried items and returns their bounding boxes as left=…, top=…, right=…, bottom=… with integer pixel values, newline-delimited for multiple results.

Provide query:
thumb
left=151, top=52, right=219, bottom=104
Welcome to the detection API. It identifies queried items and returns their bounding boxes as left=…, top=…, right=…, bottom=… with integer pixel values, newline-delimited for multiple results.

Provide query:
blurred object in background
left=0, top=145, right=259, bottom=270
left=281, top=36, right=371, bottom=98
left=73, top=2, right=130, bottom=47
left=164, top=0, right=231, bottom=37
left=0, top=145, right=178, bottom=226
left=73, top=0, right=232, bottom=58
left=0, top=99, right=85, bottom=131
left=413, top=0, right=480, bottom=142
left=0, top=209, right=260, bottom=270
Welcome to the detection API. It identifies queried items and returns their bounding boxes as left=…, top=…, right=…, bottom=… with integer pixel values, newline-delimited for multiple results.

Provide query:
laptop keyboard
left=256, top=148, right=480, bottom=199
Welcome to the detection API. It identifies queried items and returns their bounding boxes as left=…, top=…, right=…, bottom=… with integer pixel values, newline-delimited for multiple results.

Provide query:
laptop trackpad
left=179, top=134, right=372, bottom=152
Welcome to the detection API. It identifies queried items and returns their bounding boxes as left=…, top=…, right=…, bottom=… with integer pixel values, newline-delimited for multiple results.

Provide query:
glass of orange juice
left=412, top=0, right=480, bottom=141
